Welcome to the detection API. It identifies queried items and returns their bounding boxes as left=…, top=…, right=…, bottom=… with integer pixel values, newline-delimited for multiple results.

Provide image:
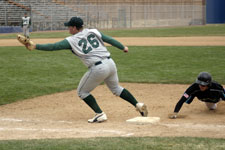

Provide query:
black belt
left=94, top=56, right=111, bottom=66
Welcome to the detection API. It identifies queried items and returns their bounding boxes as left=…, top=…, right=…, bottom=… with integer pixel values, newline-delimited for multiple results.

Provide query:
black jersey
left=174, top=81, right=225, bottom=113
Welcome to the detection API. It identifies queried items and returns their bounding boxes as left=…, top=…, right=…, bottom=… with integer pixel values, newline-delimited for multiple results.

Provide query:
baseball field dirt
left=1, top=36, right=225, bottom=46
left=0, top=37, right=225, bottom=140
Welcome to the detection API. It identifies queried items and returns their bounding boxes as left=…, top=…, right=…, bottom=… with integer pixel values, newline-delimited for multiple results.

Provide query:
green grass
left=102, top=24, right=225, bottom=37
left=1, top=46, right=225, bottom=105
left=0, top=26, right=225, bottom=148
left=0, top=46, right=85, bottom=105
left=0, top=137, right=225, bottom=150
left=0, top=24, right=225, bottom=39
left=118, top=46, right=225, bottom=84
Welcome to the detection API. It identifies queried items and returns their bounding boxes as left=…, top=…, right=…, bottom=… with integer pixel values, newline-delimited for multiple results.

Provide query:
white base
left=126, top=117, right=160, bottom=125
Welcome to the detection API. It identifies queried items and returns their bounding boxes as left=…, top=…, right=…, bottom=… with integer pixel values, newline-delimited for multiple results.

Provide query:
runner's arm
left=174, top=97, right=187, bottom=113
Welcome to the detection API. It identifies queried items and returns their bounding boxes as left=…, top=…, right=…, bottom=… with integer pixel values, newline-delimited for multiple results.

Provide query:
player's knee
left=110, top=86, right=123, bottom=96
left=77, top=90, right=89, bottom=100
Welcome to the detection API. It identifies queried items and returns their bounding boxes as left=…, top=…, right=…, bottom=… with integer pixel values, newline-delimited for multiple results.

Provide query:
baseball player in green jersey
left=21, top=12, right=31, bottom=38
left=24, top=17, right=148, bottom=123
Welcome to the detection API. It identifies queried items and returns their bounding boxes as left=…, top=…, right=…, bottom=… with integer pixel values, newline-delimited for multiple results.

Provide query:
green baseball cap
left=64, top=17, right=83, bottom=27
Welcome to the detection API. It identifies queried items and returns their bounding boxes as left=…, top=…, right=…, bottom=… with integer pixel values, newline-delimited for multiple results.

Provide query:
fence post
left=4, top=4, right=7, bottom=26
left=51, top=6, right=53, bottom=31
left=202, top=0, right=206, bottom=25
left=130, top=5, right=132, bottom=28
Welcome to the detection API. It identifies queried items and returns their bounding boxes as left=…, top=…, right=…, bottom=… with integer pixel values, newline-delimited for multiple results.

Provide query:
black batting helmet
left=196, top=72, right=212, bottom=86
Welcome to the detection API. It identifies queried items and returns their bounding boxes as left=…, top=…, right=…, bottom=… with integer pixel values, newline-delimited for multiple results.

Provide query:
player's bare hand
left=25, top=42, right=36, bottom=51
left=123, top=46, right=128, bottom=53
left=169, top=112, right=178, bottom=119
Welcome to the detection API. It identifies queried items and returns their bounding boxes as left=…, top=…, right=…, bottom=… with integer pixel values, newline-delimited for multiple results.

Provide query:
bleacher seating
left=0, top=0, right=205, bottom=32
left=0, top=0, right=26, bottom=26
left=0, top=0, right=85, bottom=31
left=58, top=0, right=203, bottom=5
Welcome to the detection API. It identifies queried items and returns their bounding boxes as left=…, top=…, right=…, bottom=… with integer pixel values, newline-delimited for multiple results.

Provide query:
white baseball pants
left=23, top=25, right=30, bottom=37
left=77, top=58, right=124, bottom=99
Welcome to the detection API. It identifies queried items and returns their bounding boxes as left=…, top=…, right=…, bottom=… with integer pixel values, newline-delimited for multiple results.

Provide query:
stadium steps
left=5, top=0, right=50, bottom=20
left=51, top=0, right=87, bottom=18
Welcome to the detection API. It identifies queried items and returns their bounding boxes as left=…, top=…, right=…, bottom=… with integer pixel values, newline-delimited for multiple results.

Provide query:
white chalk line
left=159, top=123, right=225, bottom=131
left=0, top=117, right=134, bottom=136
left=0, top=127, right=121, bottom=134
left=0, top=127, right=134, bottom=137
left=0, top=118, right=23, bottom=122
left=0, top=117, right=73, bottom=124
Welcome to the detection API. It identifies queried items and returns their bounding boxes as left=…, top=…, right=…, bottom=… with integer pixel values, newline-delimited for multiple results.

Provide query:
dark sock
left=120, top=89, right=138, bottom=107
left=83, top=94, right=102, bottom=113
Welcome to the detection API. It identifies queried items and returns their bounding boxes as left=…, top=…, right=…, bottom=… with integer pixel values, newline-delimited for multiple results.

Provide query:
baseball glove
left=17, top=34, right=35, bottom=51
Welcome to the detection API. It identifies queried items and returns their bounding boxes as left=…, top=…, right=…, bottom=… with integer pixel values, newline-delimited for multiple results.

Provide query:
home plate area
left=126, top=117, right=160, bottom=125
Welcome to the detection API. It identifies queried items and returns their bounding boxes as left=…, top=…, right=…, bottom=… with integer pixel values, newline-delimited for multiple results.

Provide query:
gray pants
left=77, top=58, right=124, bottom=99
left=23, top=25, right=30, bottom=37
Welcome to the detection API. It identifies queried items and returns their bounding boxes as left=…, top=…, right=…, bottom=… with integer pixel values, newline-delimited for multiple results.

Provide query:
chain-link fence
left=0, top=0, right=206, bottom=32
left=82, top=4, right=206, bottom=29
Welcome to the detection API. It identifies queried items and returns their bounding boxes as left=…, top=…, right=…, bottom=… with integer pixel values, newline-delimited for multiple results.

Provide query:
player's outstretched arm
left=35, top=39, right=71, bottom=51
left=169, top=97, right=186, bottom=119
left=17, top=34, right=72, bottom=51
left=100, top=32, right=125, bottom=50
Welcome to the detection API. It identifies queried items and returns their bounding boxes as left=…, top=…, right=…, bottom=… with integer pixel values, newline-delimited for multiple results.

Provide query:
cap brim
left=64, top=22, right=69, bottom=26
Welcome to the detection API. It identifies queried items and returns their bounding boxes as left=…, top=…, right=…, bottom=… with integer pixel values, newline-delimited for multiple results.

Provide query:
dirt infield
left=1, top=36, right=225, bottom=46
left=0, top=37, right=225, bottom=140
left=0, top=83, right=225, bottom=140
